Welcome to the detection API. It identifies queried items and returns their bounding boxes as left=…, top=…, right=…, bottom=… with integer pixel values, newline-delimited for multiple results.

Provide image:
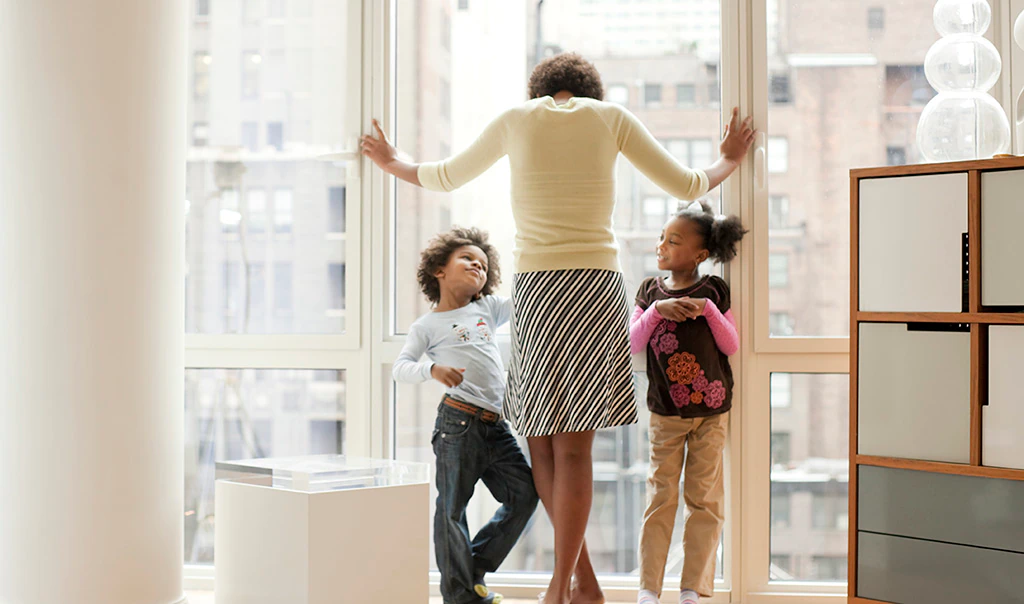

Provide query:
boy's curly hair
left=528, top=52, right=604, bottom=101
left=417, top=227, right=501, bottom=305
left=674, top=200, right=748, bottom=264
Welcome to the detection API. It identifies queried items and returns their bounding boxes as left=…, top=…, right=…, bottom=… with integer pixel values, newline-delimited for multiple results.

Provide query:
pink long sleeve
left=703, top=299, right=739, bottom=356
left=629, top=304, right=663, bottom=355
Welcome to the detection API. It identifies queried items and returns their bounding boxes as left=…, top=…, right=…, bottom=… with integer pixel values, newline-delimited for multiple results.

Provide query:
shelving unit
left=849, top=157, right=1024, bottom=604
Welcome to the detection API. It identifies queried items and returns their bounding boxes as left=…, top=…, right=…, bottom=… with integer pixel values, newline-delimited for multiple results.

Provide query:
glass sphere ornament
left=917, top=91, right=1010, bottom=161
left=1015, top=9, right=1024, bottom=51
left=924, top=33, right=1001, bottom=92
left=933, top=0, right=992, bottom=36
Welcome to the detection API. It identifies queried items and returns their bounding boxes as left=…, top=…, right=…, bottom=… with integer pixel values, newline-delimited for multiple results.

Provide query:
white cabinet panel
left=859, top=323, right=970, bottom=463
left=982, top=170, right=1024, bottom=307
left=984, top=326, right=1024, bottom=470
left=860, top=173, right=967, bottom=312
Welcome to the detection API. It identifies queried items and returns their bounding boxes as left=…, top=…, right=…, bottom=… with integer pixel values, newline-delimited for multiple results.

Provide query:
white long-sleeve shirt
left=392, top=296, right=512, bottom=414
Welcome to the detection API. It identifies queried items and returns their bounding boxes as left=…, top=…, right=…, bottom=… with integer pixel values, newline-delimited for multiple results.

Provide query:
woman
left=362, top=53, right=755, bottom=604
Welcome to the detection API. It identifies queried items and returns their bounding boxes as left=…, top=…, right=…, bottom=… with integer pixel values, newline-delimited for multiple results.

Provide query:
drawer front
left=858, top=466, right=1024, bottom=553
left=858, top=323, right=970, bottom=463
left=858, top=532, right=1024, bottom=604
left=859, top=173, right=967, bottom=313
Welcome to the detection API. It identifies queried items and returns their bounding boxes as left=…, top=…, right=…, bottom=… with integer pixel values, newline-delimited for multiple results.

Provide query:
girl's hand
left=655, top=298, right=702, bottom=322
left=360, top=119, right=399, bottom=173
left=719, top=107, right=756, bottom=164
left=431, top=365, right=465, bottom=388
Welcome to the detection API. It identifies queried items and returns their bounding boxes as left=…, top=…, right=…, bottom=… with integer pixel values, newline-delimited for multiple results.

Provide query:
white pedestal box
left=215, top=456, right=431, bottom=604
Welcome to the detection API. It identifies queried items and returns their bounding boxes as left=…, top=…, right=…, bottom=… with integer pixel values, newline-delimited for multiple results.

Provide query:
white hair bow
left=681, top=200, right=705, bottom=216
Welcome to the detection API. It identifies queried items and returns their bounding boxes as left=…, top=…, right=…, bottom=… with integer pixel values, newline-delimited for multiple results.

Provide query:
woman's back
left=418, top=96, right=709, bottom=274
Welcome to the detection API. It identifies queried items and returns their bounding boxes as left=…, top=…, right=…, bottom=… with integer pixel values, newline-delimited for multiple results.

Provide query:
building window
left=242, top=51, right=262, bottom=99
left=868, top=7, right=885, bottom=31
left=770, top=373, right=792, bottom=408
left=770, top=312, right=795, bottom=337
left=691, top=139, right=713, bottom=169
left=643, top=254, right=660, bottom=277
left=328, top=263, right=346, bottom=310
left=886, top=146, right=907, bottom=166
left=220, top=190, right=240, bottom=234
left=812, top=494, right=849, bottom=530
left=458, top=0, right=470, bottom=10
left=607, top=84, right=629, bottom=105
left=769, top=254, right=789, bottom=288
left=328, top=187, right=346, bottom=233
left=246, top=189, right=267, bottom=234
left=706, top=63, right=720, bottom=106
left=273, top=262, right=293, bottom=312
left=440, top=78, right=451, bottom=122
left=885, top=65, right=934, bottom=107
left=196, top=0, right=210, bottom=18
left=771, top=492, right=791, bottom=528
left=267, top=122, right=283, bottom=151
left=643, top=196, right=668, bottom=230
left=268, top=0, right=286, bottom=19
left=771, top=432, right=791, bottom=467
left=192, top=122, right=209, bottom=147
left=768, top=195, right=790, bottom=229
left=441, top=9, right=451, bottom=52
left=274, top=188, right=293, bottom=234
left=769, top=73, right=791, bottom=104
left=194, top=52, right=211, bottom=99
left=241, top=121, right=259, bottom=151
left=768, top=137, right=789, bottom=173
left=644, top=83, right=663, bottom=106
left=242, top=0, right=264, bottom=24
left=812, top=555, right=848, bottom=582
left=676, top=83, right=696, bottom=106
left=222, top=262, right=240, bottom=312
left=771, top=555, right=793, bottom=578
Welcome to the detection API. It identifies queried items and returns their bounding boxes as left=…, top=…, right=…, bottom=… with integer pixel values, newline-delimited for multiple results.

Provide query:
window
left=241, top=121, right=259, bottom=151
left=274, top=263, right=293, bottom=312
left=458, top=0, right=470, bottom=10
left=246, top=189, right=267, bottom=234
left=195, top=0, right=210, bottom=18
left=769, top=73, right=791, bottom=104
left=643, top=254, right=660, bottom=278
left=441, top=9, right=451, bottom=52
left=812, top=556, right=848, bottom=582
left=868, top=7, right=885, bottom=31
left=770, top=373, right=791, bottom=408
left=194, top=52, right=211, bottom=99
left=192, top=122, right=209, bottom=147
left=242, top=51, right=261, bottom=99
left=222, top=262, right=240, bottom=312
left=812, top=493, right=849, bottom=530
left=220, top=190, right=240, bottom=234
left=770, top=312, right=795, bottom=337
left=770, top=555, right=793, bottom=579
left=242, top=0, right=264, bottom=24
left=267, top=122, right=283, bottom=151
left=607, top=84, right=629, bottom=105
left=268, top=0, right=285, bottom=19
left=691, top=140, right=713, bottom=170
left=768, top=195, right=789, bottom=229
left=328, top=187, right=346, bottom=233
left=706, top=64, right=720, bottom=106
left=767, top=137, right=788, bottom=173
left=440, top=78, right=451, bottom=122
left=886, top=146, right=907, bottom=166
left=274, top=188, right=293, bottom=234
left=769, top=254, right=789, bottom=288
left=644, top=83, right=663, bottom=106
left=885, top=65, right=934, bottom=107
left=676, top=83, right=696, bottom=106
left=771, top=492, right=790, bottom=528
left=643, top=196, right=668, bottom=231
left=328, top=264, right=345, bottom=310
left=770, top=432, right=791, bottom=467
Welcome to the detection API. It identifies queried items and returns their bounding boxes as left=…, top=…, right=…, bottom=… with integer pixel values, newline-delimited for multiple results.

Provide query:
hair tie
left=681, top=200, right=705, bottom=217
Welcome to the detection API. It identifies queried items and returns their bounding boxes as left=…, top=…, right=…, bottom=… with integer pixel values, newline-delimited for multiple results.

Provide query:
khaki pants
left=639, top=411, right=728, bottom=598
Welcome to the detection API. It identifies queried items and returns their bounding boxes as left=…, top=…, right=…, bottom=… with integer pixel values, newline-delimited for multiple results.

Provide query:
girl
left=629, top=200, right=746, bottom=604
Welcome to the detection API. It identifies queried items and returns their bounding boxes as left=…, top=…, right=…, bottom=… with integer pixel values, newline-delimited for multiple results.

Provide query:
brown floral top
left=635, top=275, right=734, bottom=419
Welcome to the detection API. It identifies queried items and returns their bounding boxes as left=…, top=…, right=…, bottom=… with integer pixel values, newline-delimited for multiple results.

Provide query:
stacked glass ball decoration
left=917, top=0, right=1011, bottom=162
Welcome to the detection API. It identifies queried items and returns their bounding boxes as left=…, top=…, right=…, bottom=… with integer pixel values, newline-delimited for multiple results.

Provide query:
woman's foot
left=570, top=576, right=605, bottom=604
left=679, top=589, right=699, bottom=604
left=638, top=589, right=660, bottom=604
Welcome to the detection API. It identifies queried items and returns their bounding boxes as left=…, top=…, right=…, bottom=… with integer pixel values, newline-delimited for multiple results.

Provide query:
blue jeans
left=432, top=402, right=539, bottom=604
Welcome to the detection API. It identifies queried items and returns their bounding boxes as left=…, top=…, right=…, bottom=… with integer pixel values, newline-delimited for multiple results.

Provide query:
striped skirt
left=503, top=269, right=637, bottom=437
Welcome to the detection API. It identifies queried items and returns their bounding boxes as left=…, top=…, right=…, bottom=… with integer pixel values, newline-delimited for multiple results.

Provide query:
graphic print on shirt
left=651, top=320, right=727, bottom=410
left=476, top=317, right=492, bottom=342
left=451, top=324, right=471, bottom=343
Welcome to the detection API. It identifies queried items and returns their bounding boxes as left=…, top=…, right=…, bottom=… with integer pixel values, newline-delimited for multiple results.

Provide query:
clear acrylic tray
left=216, top=455, right=430, bottom=493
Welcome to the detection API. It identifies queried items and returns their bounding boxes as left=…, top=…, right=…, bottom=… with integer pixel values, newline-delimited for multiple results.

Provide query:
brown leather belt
left=442, top=394, right=500, bottom=423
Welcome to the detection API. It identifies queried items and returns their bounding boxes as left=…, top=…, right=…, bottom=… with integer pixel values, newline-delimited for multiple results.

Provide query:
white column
left=0, top=2, right=186, bottom=603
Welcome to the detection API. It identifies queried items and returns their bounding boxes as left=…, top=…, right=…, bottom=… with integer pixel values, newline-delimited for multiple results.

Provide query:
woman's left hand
left=360, top=119, right=399, bottom=172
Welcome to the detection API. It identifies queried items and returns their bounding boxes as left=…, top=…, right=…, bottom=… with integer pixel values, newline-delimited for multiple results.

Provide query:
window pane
left=184, top=368, right=346, bottom=564
left=328, top=186, right=346, bottom=233
left=767, top=0, right=938, bottom=338
left=186, top=2, right=354, bottom=335
left=676, top=83, right=696, bottom=106
left=394, top=1, right=722, bottom=333
left=394, top=373, right=724, bottom=580
left=770, top=373, right=849, bottom=583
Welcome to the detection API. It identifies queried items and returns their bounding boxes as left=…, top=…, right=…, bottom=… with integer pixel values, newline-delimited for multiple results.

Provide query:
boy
left=393, top=227, right=539, bottom=604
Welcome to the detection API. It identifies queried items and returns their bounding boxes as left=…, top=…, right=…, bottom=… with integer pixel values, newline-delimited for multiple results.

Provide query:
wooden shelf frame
left=848, top=158, right=1024, bottom=602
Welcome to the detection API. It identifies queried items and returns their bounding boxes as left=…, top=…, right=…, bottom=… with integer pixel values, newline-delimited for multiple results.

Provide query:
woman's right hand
left=360, top=119, right=399, bottom=172
left=655, top=298, right=703, bottom=322
left=719, top=107, right=756, bottom=164
left=431, top=365, right=466, bottom=387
